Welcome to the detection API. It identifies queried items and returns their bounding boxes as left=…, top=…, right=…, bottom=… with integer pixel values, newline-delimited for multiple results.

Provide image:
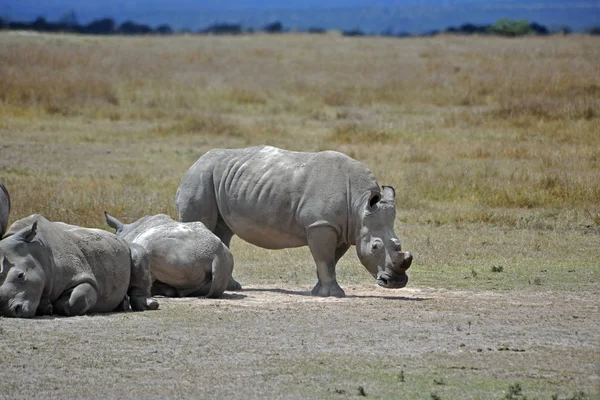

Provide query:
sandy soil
left=1, top=285, right=598, bottom=399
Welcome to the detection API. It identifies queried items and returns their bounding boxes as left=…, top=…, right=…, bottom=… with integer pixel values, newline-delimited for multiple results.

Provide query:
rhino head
left=0, top=222, right=46, bottom=318
left=356, top=186, right=412, bottom=289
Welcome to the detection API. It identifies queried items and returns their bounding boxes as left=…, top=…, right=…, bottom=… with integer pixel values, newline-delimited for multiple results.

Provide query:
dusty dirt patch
left=1, top=285, right=598, bottom=399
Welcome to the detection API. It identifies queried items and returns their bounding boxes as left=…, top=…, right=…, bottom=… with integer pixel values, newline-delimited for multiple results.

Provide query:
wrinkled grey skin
left=0, top=180, right=9, bottom=238
left=176, top=145, right=413, bottom=298
left=0, top=214, right=159, bottom=318
left=104, top=212, right=233, bottom=298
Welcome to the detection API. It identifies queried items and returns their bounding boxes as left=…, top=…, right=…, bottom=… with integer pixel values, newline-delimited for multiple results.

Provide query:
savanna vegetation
left=0, top=32, right=598, bottom=398
left=1, top=32, right=598, bottom=232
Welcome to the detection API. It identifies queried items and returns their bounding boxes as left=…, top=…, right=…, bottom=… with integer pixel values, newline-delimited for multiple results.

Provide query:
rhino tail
left=104, top=211, right=124, bottom=233
left=206, top=252, right=233, bottom=299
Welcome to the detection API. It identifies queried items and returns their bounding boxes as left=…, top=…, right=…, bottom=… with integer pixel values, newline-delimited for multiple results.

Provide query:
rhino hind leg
left=53, top=283, right=98, bottom=316
left=214, top=220, right=242, bottom=291
left=307, top=227, right=347, bottom=298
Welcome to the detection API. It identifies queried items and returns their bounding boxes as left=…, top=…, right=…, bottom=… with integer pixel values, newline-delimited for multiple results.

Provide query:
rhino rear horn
left=104, top=211, right=124, bottom=232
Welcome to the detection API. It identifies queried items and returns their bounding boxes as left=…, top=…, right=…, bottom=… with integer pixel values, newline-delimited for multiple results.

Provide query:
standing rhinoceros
left=104, top=212, right=234, bottom=298
left=0, top=180, right=9, bottom=238
left=0, top=214, right=159, bottom=318
left=176, top=145, right=413, bottom=297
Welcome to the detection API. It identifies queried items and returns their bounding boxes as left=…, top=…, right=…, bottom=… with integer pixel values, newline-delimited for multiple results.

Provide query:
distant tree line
left=439, top=18, right=573, bottom=37
left=0, top=15, right=174, bottom=35
left=1, top=13, right=599, bottom=37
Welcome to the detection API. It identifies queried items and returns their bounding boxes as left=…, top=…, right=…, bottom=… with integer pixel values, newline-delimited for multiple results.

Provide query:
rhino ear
left=367, top=190, right=381, bottom=210
left=18, top=221, right=37, bottom=243
left=104, top=211, right=124, bottom=232
left=382, top=186, right=395, bottom=202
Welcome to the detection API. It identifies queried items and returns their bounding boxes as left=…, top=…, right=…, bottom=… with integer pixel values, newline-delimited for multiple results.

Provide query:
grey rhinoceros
left=104, top=212, right=234, bottom=298
left=0, top=214, right=159, bottom=318
left=176, top=145, right=413, bottom=297
left=0, top=180, right=9, bottom=238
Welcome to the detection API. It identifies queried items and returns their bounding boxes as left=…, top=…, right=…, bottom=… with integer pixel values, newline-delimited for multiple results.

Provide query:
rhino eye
left=17, top=271, right=25, bottom=279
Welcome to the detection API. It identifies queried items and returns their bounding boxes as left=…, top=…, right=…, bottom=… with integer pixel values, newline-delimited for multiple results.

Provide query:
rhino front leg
left=53, top=283, right=98, bottom=316
left=307, top=226, right=346, bottom=297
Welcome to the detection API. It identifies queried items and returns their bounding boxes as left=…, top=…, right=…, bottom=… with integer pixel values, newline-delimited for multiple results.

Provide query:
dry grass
left=0, top=31, right=599, bottom=275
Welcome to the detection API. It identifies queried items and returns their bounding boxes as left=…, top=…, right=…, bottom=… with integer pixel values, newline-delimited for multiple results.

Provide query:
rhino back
left=0, top=180, right=10, bottom=238
left=188, top=146, right=379, bottom=248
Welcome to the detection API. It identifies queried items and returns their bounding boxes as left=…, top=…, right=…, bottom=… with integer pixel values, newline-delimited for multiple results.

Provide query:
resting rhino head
left=356, top=186, right=412, bottom=289
left=0, top=222, right=45, bottom=318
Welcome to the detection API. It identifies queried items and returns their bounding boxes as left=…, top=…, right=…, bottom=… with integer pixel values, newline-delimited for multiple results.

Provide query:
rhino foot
left=311, top=281, right=345, bottom=298
left=130, top=296, right=159, bottom=311
left=146, top=298, right=159, bottom=310
left=227, top=277, right=242, bottom=291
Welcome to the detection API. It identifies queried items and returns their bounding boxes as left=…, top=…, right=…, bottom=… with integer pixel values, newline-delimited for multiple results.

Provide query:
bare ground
left=1, top=284, right=598, bottom=399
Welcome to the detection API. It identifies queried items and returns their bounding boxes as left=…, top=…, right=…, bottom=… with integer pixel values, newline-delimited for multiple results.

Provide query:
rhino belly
left=222, top=210, right=308, bottom=250
left=234, top=225, right=307, bottom=249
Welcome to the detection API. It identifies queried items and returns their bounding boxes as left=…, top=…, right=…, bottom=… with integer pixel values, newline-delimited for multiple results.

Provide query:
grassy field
left=0, top=32, right=599, bottom=399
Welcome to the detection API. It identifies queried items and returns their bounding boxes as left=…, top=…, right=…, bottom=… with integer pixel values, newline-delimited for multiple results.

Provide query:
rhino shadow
left=345, top=294, right=429, bottom=301
left=152, top=292, right=248, bottom=300
left=209, top=292, right=247, bottom=300
left=242, top=287, right=428, bottom=301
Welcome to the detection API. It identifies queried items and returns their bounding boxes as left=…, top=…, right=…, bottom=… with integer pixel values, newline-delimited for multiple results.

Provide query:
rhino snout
left=376, top=270, right=408, bottom=289
left=4, top=301, right=35, bottom=318
left=377, top=251, right=412, bottom=289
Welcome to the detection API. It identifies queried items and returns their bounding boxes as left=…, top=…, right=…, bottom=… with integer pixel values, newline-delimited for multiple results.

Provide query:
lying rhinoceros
left=0, top=214, right=159, bottom=318
left=104, top=212, right=234, bottom=298
left=0, top=180, right=9, bottom=238
left=176, top=145, right=413, bottom=297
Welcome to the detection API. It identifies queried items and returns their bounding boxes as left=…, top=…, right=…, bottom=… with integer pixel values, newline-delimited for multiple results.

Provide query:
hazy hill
left=1, top=0, right=599, bottom=33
